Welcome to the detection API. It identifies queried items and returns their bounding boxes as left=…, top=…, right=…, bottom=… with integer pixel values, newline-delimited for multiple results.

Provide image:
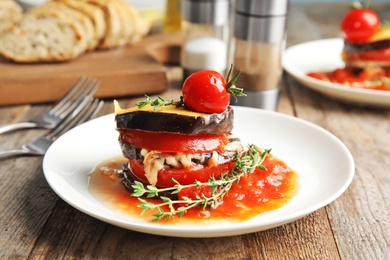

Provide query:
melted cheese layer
left=114, top=100, right=210, bottom=117
left=140, top=135, right=244, bottom=185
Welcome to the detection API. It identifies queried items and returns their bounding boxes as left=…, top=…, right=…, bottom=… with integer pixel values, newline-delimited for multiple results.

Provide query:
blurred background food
left=0, top=0, right=23, bottom=34
left=15, top=0, right=165, bottom=31
left=0, top=0, right=153, bottom=62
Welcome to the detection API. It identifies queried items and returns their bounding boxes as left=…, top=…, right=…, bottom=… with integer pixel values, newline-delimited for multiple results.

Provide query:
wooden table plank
left=240, top=210, right=340, bottom=259
left=0, top=157, right=57, bottom=258
left=287, top=74, right=390, bottom=260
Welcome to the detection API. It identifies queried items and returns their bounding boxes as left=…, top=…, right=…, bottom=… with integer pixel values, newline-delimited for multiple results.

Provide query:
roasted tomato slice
left=128, top=159, right=233, bottom=187
left=120, top=129, right=228, bottom=153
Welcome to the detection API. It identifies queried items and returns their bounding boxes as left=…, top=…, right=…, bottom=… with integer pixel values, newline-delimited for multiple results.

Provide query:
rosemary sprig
left=352, top=0, right=371, bottom=9
left=131, top=144, right=271, bottom=221
left=136, top=95, right=184, bottom=110
left=226, top=64, right=246, bottom=101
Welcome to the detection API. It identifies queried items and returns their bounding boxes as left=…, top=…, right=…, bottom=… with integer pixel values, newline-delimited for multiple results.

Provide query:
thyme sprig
left=136, top=95, right=184, bottom=110
left=131, top=144, right=271, bottom=221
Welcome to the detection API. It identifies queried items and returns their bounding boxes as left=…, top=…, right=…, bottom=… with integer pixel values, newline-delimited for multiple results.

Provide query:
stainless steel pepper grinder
left=232, top=0, right=289, bottom=110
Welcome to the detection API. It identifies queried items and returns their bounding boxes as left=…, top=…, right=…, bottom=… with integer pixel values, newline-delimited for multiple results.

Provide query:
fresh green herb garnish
left=136, top=95, right=184, bottom=110
left=131, top=144, right=271, bottom=221
left=226, top=64, right=246, bottom=101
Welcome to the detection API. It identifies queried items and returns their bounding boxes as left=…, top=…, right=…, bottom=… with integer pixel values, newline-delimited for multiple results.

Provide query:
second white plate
left=283, top=38, right=390, bottom=108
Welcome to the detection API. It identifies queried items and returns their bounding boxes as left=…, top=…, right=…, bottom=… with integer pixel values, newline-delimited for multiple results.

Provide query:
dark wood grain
left=0, top=3, right=389, bottom=259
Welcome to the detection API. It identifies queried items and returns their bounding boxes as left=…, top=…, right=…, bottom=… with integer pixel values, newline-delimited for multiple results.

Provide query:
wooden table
left=1, top=3, right=389, bottom=259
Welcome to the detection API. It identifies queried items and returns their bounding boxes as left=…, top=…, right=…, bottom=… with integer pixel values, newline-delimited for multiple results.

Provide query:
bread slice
left=79, top=0, right=150, bottom=48
left=0, top=13, right=84, bottom=62
left=0, top=0, right=151, bottom=62
left=116, top=0, right=151, bottom=43
left=43, top=1, right=96, bottom=51
left=110, top=0, right=134, bottom=46
left=27, top=5, right=90, bottom=55
left=0, top=0, right=23, bottom=34
left=79, top=0, right=122, bottom=49
left=56, top=0, right=106, bottom=49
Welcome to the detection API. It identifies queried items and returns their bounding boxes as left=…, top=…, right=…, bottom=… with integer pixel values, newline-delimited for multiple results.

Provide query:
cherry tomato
left=128, top=159, right=233, bottom=187
left=341, top=8, right=380, bottom=43
left=182, top=70, right=230, bottom=113
left=120, top=129, right=228, bottom=153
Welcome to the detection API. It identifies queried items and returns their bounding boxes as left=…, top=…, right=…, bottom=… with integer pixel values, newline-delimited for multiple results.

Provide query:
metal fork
left=0, top=99, right=104, bottom=159
left=0, top=76, right=101, bottom=134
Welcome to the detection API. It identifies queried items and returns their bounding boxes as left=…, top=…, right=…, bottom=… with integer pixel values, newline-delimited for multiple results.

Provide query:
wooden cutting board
left=0, top=33, right=182, bottom=106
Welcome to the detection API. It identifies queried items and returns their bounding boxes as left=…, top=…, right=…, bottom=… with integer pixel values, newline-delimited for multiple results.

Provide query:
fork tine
left=48, top=99, right=103, bottom=141
left=54, top=79, right=101, bottom=118
left=49, top=76, right=87, bottom=113
left=88, top=100, right=104, bottom=119
left=50, top=77, right=101, bottom=118
left=46, top=95, right=94, bottom=137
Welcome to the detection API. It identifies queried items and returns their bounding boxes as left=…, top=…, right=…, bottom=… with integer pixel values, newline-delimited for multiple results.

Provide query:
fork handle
left=0, top=147, right=32, bottom=160
left=0, top=122, right=39, bottom=134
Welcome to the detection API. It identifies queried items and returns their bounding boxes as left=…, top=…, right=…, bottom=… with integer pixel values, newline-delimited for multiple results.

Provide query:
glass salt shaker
left=233, top=0, right=289, bottom=110
left=181, top=0, right=233, bottom=79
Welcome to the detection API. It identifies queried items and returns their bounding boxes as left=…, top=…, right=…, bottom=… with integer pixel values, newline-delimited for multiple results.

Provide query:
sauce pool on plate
left=88, top=155, right=298, bottom=223
left=307, top=67, right=390, bottom=91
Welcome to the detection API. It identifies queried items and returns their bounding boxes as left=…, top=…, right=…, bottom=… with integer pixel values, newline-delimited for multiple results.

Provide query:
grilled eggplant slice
left=115, top=101, right=234, bottom=135
left=344, top=39, right=390, bottom=53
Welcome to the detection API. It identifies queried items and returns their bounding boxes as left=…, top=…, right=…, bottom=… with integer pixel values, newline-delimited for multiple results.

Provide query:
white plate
left=43, top=107, right=355, bottom=238
left=282, top=38, right=390, bottom=108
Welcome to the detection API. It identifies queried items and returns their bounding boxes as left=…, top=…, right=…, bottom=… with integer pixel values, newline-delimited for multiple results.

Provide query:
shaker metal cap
left=236, top=0, right=289, bottom=16
left=234, top=0, right=289, bottom=42
left=182, top=0, right=232, bottom=25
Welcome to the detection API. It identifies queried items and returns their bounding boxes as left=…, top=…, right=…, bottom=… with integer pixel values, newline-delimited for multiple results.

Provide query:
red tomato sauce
left=88, top=155, right=298, bottom=223
left=307, top=67, right=390, bottom=91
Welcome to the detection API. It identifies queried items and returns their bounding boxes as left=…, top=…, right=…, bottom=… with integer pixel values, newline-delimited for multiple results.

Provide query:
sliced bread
left=43, top=1, right=96, bottom=51
left=0, top=13, right=84, bottom=62
left=0, top=0, right=151, bottom=62
left=111, top=0, right=134, bottom=46
left=0, top=0, right=23, bottom=34
left=80, top=0, right=122, bottom=49
left=56, top=0, right=106, bottom=49
left=116, top=0, right=151, bottom=43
